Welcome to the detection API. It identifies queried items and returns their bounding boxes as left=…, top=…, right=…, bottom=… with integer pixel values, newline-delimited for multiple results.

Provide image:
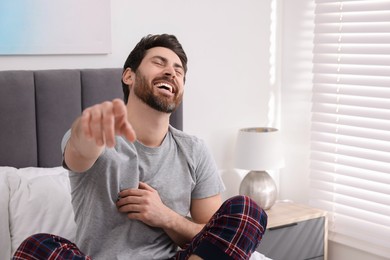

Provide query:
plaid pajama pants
left=13, top=195, right=267, bottom=260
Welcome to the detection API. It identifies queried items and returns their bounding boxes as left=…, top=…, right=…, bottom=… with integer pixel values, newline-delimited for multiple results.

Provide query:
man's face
left=132, top=47, right=185, bottom=113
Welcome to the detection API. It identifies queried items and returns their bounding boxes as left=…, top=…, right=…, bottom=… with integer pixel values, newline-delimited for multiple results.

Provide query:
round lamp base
left=239, top=170, right=277, bottom=210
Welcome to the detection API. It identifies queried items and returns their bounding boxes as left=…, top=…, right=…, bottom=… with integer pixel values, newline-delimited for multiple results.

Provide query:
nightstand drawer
left=257, top=217, right=325, bottom=260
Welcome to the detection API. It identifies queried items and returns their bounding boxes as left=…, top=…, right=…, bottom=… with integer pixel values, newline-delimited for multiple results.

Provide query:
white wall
left=278, top=0, right=313, bottom=204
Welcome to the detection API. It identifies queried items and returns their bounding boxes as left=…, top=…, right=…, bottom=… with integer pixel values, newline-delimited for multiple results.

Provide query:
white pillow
left=0, top=167, right=16, bottom=260
left=8, top=167, right=77, bottom=255
left=250, top=251, right=273, bottom=260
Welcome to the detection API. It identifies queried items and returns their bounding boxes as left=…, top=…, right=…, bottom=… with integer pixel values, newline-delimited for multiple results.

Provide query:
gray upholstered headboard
left=0, top=68, right=183, bottom=168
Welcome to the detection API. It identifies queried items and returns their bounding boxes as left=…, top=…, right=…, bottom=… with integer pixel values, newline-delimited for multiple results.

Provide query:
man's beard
left=133, top=71, right=182, bottom=113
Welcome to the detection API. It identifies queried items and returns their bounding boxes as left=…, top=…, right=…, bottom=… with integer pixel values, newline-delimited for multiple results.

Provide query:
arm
left=64, top=99, right=136, bottom=172
left=164, top=194, right=222, bottom=247
left=116, top=182, right=222, bottom=248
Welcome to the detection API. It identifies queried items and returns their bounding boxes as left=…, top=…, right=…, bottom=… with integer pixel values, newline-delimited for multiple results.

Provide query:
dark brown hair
left=122, top=34, right=188, bottom=104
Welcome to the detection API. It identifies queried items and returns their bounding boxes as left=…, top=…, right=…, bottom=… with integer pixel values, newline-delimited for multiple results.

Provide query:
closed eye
left=153, top=60, right=164, bottom=66
left=175, top=68, right=184, bottom=76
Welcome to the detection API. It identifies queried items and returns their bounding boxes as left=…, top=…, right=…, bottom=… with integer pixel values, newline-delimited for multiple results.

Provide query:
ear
left=122, top=68, right=134, bottom=85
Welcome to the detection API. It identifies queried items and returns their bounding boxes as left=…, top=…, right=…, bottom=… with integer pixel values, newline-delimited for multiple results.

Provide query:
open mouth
left=154, top=82, right=174, bottom=93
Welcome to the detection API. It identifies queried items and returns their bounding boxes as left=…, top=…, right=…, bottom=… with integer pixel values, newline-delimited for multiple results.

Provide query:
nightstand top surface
left=265, top=201, right=327, bottom=228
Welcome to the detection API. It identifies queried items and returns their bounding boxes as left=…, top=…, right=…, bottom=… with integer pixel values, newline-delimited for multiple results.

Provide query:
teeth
left=155, top=82, right=173, bottom=93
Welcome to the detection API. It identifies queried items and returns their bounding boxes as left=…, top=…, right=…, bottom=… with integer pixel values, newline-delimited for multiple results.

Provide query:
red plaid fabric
left=12, top=233, right=91, bottom=260
left=12, top=196, right=266, bottom=260
left=175, top=195, right=267, bottom=260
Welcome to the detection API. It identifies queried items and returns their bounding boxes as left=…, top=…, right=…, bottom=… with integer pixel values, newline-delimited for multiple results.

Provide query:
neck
left=126, top=94, right=170, bottom=147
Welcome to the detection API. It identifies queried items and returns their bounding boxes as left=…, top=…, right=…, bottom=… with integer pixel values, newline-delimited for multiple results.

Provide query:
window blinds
left=310, top=0, right=390, bottom=258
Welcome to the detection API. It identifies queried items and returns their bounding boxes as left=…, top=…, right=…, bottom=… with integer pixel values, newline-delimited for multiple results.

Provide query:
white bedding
left=0, top=166, right=76, bottom=259
left=0, top=167, right=271, bottom=260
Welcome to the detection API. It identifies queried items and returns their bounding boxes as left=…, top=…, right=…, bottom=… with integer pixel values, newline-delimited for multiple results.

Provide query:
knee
left=212, top=195, right=268, bottom=255
left=223, top=195, right=268, bottom=231
left=13, top=233, right=88, bottom=260
left=17, top=233, right=54, bottom=247
left=13, top=233, right=54, bottom=259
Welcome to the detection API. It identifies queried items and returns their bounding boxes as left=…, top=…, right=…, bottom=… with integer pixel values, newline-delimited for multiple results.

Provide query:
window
left=310, top=0, right=390, bottom=258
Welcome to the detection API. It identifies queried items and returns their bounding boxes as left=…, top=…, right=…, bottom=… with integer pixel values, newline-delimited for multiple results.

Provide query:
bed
left=0, top=68, right=268, bottom=260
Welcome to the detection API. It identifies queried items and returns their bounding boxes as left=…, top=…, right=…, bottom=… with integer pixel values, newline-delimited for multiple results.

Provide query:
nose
left=163, top=65, right=176, bottom=79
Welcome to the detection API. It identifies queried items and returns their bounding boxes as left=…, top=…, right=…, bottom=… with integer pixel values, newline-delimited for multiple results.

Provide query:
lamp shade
left=234, top=127, right=284, bottom=171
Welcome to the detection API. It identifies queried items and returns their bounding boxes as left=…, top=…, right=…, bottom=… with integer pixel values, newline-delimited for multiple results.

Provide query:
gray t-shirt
left=61, top=126, right=225, bottom=260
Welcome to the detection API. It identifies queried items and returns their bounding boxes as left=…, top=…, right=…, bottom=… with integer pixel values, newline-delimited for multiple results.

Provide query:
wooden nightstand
left=257, top=201, right=328, bottom=260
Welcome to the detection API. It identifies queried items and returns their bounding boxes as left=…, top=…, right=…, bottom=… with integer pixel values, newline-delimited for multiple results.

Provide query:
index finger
left=138, top=182, right=155, bottom=192
left=112, top=99, right=137, bottom=142
left=118, top=187, right=143, bottom=198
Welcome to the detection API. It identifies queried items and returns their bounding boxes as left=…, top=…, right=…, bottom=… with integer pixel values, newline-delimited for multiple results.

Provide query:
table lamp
left=234, top=127, right=284, bottom=210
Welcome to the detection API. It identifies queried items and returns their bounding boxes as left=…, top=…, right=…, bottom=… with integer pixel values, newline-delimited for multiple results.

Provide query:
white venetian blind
left=310, top=0, right=390, bottom=258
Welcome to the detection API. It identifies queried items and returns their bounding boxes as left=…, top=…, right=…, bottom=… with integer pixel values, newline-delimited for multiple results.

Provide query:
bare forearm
left=163, top=213, right=205, bottom=248
left=64, top=117, right=104, bottom=172
left=163, top=195, right=222, bottom=247
left=116, top=185, right=220, bottom=248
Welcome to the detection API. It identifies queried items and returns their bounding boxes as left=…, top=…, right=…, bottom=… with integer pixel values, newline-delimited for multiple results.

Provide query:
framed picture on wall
left=0, top=0, right=111, bottom=55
